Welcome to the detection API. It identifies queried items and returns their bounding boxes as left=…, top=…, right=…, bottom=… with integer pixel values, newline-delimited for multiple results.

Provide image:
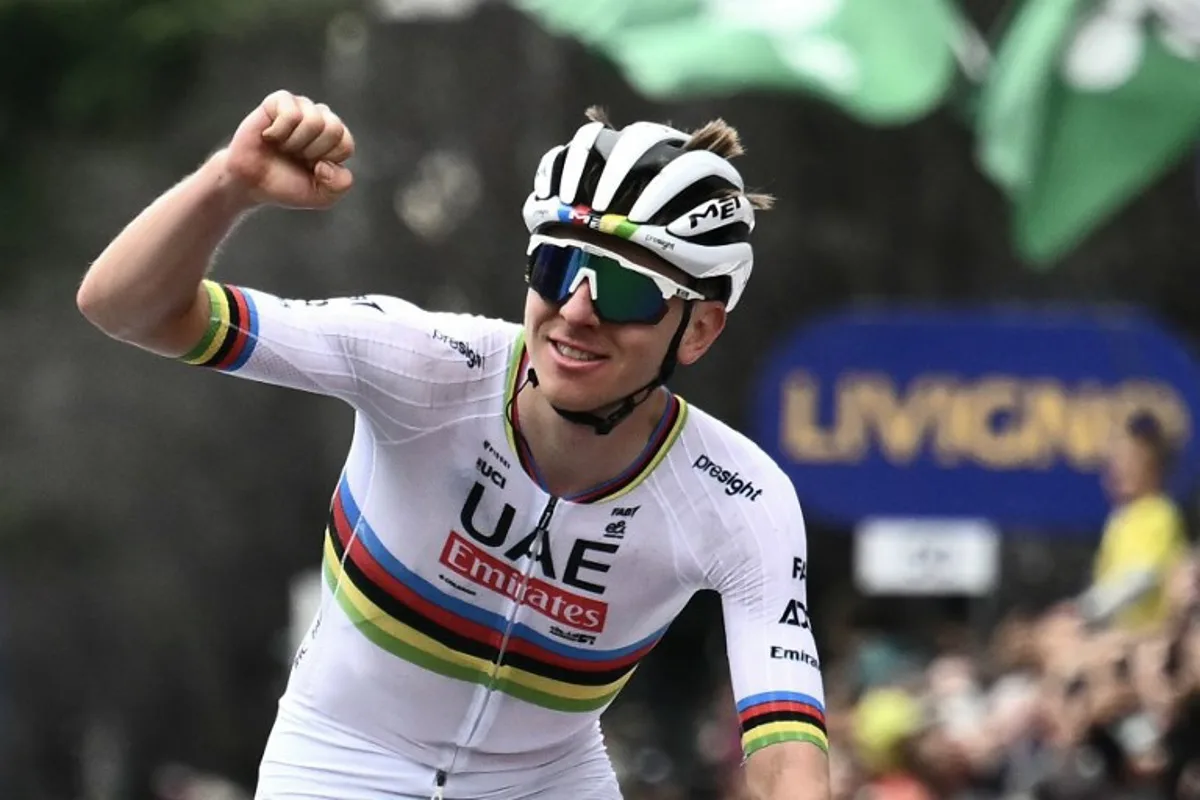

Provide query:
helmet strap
left=528, top=303, right=693, bottom=436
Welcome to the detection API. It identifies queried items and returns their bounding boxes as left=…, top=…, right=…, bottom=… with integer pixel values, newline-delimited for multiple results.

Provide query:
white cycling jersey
left=179, top=280, right=826, bottom=799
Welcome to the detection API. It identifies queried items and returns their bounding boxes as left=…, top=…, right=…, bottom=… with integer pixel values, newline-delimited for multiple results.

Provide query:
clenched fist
left=220, top=90, right=356, bottom=210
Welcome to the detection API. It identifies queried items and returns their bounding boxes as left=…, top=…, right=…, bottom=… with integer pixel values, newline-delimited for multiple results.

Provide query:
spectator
left=1162, top=586, right=1200, bottom=798
left=851, top=686, right=933, bottom=797
left=1079, top=412, right=1189, bottom=633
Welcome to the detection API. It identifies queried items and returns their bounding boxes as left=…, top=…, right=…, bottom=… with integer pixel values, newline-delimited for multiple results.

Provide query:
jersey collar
left=503, top=332, right=688, bottom=503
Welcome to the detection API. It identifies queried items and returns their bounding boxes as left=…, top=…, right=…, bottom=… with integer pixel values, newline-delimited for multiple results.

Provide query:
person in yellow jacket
left=1081, top=412, right=1190, bottom=632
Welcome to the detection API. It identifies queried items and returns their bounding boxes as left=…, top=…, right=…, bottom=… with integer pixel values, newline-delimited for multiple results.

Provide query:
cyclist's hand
left=220, top=90, right=356, bottom=209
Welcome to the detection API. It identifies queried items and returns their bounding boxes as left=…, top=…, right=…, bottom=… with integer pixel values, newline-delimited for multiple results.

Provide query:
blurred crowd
left=593, top=559, right=1200, bottom=800
left=598, top=413, right=1200, bottom=800
left=699, top=413, right=1200, bottom=800
left=604, top=563, right=1200, bottom=800
left=813, top=569, right=1200, bottom=800
left=117, top=561, right=1200, bottom=800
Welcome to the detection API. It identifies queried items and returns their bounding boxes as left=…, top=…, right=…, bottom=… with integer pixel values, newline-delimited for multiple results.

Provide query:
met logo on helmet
left=683, top=196, right=743, bottom=234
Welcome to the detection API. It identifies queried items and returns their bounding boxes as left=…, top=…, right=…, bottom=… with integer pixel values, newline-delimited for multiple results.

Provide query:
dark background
left=3, top=1, right=1199, bottom=798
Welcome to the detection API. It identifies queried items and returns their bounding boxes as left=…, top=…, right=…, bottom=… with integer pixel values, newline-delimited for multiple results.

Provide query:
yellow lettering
left=777, top=372, right=1191, bottom=473
left=1067, top=383, right=1119, bottom=470
left=1111, top=380, right=1192, bottom=446
left=849, top=374, right=953, bottom=465
left=780, top=372, right=866, bottom=463
left=1022, top=380, right=1068, bottom=469
left=966, top=377, right=1032, bottom=469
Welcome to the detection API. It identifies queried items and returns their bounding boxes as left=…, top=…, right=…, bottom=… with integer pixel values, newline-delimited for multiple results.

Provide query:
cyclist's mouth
left=548, top=338, right=607, bottom=366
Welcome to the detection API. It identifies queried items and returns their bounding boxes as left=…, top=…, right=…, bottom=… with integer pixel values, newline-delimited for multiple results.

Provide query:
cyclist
left=77, top=91, right=829, bottom=800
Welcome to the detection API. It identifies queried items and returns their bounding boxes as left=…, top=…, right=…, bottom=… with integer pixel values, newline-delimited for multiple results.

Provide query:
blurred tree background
left=3, top=1, right=1200, bottom=798
left=0, top=0, right=345, bottom=292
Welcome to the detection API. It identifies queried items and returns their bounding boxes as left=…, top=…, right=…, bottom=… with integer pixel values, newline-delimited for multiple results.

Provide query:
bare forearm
left=745, top=743, right=831, bottom=800
left=749, top=769, right=830, bottom=800
left=76, top=150, right=255, bottom=341
left=1078, top=568, right=1158, bottom=625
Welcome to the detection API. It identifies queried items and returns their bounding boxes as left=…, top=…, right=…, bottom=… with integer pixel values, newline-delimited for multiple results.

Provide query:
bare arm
left=745, top=741, right=830, bottom=800
left=75, top=152, right=253, bottom=355
left=1077, top=568, right=1160, bottom=626
left=76, top=90, right=355, bottom=356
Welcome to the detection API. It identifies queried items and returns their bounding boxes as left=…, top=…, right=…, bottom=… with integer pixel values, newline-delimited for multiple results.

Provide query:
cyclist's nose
left=558, top=281, right=600, bottom=326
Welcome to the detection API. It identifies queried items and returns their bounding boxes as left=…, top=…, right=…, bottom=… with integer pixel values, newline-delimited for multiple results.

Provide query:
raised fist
left=220, top=90, right=356, bottom=209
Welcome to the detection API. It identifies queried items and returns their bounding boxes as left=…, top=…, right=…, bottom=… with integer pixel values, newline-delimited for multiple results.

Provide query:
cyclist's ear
left=676, top=301, right=726, bottom=367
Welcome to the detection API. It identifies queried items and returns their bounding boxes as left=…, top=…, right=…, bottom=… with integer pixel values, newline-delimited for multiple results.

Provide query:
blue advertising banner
left=752, top=308, right=1200, bottom=532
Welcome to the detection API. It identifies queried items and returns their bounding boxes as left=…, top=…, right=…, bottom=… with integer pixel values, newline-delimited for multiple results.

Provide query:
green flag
left=511, top=0, right=696, bottom=48
left=515, top=0, right=965, bottom=126
left=978, top=0, right=1200, bottom=265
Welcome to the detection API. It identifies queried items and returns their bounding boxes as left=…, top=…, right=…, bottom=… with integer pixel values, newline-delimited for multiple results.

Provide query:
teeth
left=555, top=342, right=599, bottom=361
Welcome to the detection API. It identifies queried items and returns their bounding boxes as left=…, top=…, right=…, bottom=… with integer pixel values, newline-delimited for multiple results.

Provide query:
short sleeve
left=710, top=488, right=827, bottom=759
left=179, top=280, right=515, bottom=427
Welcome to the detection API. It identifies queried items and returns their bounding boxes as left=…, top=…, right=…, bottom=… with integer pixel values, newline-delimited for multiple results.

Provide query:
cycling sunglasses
left=525, top=234, right=706, bottom=325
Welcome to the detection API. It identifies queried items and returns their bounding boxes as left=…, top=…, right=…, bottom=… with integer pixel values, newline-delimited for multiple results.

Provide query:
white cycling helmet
left=522, top=119, right=757, bottom=311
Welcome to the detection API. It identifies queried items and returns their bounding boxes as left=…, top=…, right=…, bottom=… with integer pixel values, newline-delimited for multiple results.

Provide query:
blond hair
left=584, top=106, right=774, bottom=210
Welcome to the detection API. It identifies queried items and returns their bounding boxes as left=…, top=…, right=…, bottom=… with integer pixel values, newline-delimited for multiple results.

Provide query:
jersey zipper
left=438, top=495, right=559, bottom=796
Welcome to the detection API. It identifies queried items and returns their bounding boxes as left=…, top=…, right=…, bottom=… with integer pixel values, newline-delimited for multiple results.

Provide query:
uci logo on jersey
left=476, top=458, right=506, bottom=489
left=692, top=455, right=763, bottom=501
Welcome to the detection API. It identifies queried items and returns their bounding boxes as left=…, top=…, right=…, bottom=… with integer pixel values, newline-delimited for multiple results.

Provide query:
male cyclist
left=77, top=91, right=829, bottom=800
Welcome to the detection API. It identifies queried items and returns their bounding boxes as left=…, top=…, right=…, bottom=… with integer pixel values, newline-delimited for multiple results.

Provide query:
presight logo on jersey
left=432, top=329, right=484, bottom=369
left=692, top=454, right=763, bottom=501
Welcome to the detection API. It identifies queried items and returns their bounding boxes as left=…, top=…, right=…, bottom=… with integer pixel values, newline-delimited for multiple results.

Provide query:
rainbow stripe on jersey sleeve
left=738, top=691, right=828, bottom=757
left=180, top=280, right=259, bottom=370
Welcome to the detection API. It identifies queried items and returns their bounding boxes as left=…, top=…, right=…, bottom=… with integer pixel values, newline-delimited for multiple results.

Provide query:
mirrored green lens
left=528, top=244, right=668, bottom=324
